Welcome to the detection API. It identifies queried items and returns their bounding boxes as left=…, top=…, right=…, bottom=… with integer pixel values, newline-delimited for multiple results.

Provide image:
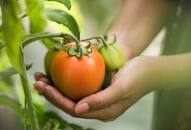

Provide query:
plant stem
left=22, top=32, right=83, bottom=57
left=19, top=57, right=39, bottom=130
left=81, top=36, right=107, bottom=46
left=22, top=33, right=79, bottom=48
left=19, top=12, right=27, bottom=19
left=20, top=69, right=40, bottom=130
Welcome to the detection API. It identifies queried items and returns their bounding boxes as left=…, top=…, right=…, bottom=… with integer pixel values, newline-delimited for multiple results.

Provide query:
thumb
left=74, top=81, right=123, bottom=114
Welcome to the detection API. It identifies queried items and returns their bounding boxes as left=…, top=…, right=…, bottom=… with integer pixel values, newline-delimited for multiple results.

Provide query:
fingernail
left=33, top=81, right=45, bottom=92
left=75, top=103, right=89, bottom=114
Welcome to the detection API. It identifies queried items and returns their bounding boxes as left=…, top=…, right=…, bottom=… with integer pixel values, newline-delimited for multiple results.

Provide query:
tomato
left=99, top=43, right=126, bottom=71
left=50, top=45, right=105, bottom=101
left=44, top=49, right=59, bottom=78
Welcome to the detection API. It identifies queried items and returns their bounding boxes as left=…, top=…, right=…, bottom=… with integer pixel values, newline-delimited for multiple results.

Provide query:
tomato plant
left=0, top=0, right=94, bottom=130
left=0, top=0, right=124, bottom=129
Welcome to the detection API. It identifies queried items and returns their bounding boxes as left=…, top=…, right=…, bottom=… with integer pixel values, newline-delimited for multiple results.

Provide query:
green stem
left=81, top=36, right=107, bottom=46
left=22, top=32, right=84, bottom=58
left=19, top=68, right=39, bottom=130
left=22, top=33, right=79, bottom=48
left=19, top=12, right=27, bottom=19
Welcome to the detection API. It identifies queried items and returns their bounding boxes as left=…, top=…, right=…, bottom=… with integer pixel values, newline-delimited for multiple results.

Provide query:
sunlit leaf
left=0, top=95, right=23, bottom=116
left=0, top=40, right=5, bottom=50
left=24, top=0, right=47, bottom=33
left=0, top=0, right=24, bottom=74
left=0, top=67, right=18, bottom=78
left=46, top=0, right=71, bottom=10
left=0, top=81, right=14, bottom=93
left=46, top=8, right=80, bottom=38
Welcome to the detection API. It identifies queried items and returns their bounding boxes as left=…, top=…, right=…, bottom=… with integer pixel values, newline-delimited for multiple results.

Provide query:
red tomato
left=51, top=46, right=105, bottom=101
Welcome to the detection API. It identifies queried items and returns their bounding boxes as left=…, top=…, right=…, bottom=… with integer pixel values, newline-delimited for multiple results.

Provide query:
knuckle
left=91, top=95, right=104, bottom=110
left=44, top=86, right=54, bottom=99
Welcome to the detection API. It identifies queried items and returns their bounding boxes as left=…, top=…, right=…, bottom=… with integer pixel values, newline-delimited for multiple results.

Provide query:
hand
left=34, top=56, right=155, bottom=121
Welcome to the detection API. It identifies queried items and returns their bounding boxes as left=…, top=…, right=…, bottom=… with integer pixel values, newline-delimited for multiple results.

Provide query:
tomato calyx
left=66, top=45, right=92, bottom=57
left=43, top=33, right=93, bottom=58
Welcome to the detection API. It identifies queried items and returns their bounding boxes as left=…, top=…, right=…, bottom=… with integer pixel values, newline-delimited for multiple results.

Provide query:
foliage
left=0, top=0, right=91, bottom=130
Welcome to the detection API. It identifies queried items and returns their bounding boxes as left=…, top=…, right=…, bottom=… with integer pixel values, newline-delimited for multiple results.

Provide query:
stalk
left=81, top=36, right=108, bottom=46
left=19, top=65, right=39, bottom=130
left=22, top=33, right=79, bottom=48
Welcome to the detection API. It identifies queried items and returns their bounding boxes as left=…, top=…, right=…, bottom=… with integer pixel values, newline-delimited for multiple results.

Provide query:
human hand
left=34, top=56, right=156, bottom=121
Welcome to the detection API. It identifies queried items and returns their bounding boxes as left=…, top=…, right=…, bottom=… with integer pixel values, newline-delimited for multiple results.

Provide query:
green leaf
left=0, top=95, right=23, bottom=116
left=46, top=8, right=80, bottom=38
left=24, top=0, right=47, bottom=33
left=0, top=0, right=24, bottom=75
left=0, top=81, right=14, bottom=93
left=0, top=64, right=33, bottom=78
left=46, top=0, right=71, bottom=10
left=0, top=67, right=18, bottom=78
left=0, top=40, right=5, bottom=50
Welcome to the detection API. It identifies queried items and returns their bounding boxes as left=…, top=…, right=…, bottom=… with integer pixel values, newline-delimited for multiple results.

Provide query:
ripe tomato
left=51, top=46, right=105, bottom=101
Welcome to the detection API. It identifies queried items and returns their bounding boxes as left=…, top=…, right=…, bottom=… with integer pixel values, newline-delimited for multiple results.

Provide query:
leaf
left=0, top=64, right=33, bottom=78
left=46, top=0, right=71, bottom=10
left=46, top=8, right=80, bottom=38
left=0, top=40, right=5, bottom=50
left=0, top=67, right=18, bottom=78
left=0, top=95, right=23, bottom=116
left=0, top=81, right=14, bottom=93
left=0, top=0, right=24, bottom=75
left=24, top=0, right=47, bottom=33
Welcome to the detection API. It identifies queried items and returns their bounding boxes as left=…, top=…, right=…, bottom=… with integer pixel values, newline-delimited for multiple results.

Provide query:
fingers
left=74, top=80, right=124, bottom=114
left=75, top=99, right=129, bottom=122
left=34, top=72, right=51, bottom=84
left=33, top=81, right=75, bottom=114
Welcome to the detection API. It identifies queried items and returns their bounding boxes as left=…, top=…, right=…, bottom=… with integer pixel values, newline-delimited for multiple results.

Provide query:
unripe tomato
left=100, top=43, right=126, bottom=71
left=44, top=49, right=59, bottom=78
left=51, top=46, right=105, bottom=101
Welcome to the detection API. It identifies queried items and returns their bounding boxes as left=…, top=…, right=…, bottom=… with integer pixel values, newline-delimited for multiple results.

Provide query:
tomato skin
left=44, top=49, right=59, bottom=78
left=51, top=47, right=105, bottom=101
left=100, top=43, right=126, bottom=71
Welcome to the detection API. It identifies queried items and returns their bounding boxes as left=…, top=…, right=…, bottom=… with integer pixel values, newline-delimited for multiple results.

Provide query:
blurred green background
left=0, top=0, right=164, bottom=130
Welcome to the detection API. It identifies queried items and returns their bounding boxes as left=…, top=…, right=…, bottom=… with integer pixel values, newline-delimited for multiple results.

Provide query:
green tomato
left=44, top=49, right=58, bottom=78
left=99, top=43, right=126, bottom=71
